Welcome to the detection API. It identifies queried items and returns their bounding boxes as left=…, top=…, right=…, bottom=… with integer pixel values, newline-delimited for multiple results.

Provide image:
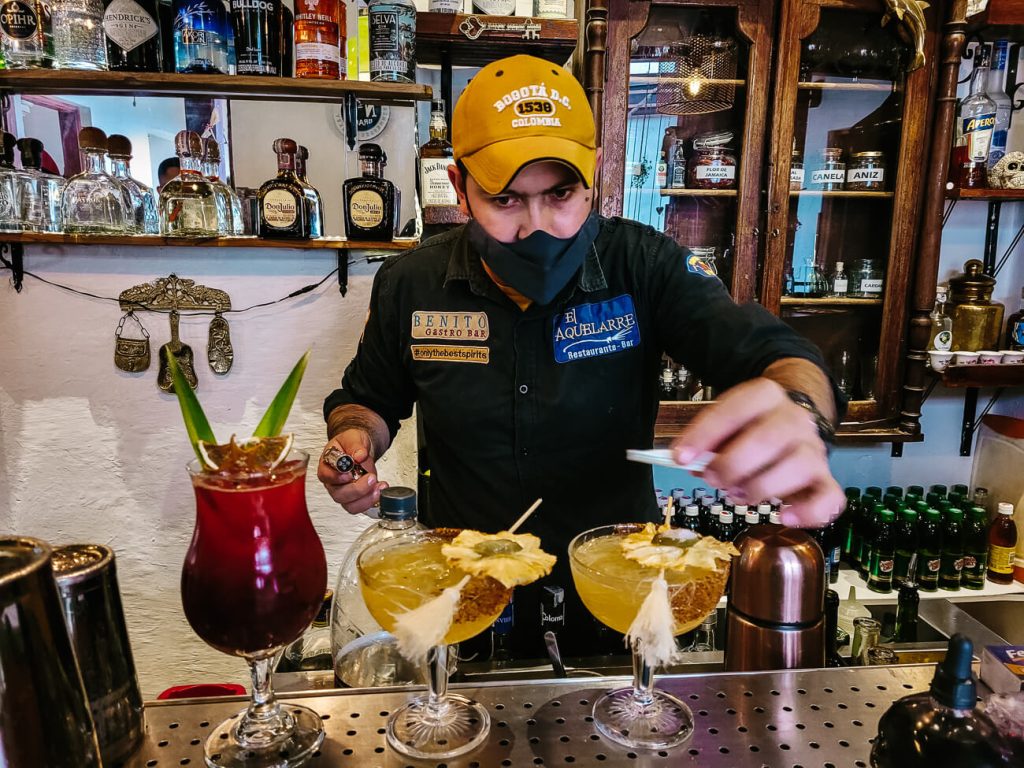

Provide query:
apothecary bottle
left=107, top=134, right=159, bottom=234
left=810, top=147, right=845, bottom=191
left=16, top=137, right=64, bottom=232
left=343, top=142, right=396, bottom=241
left=0, top=132, right=21, bottom=232
left=62, top=127, right=129, bottom=234
left=1, top=0, right=53, bottom=67
left=848, top=258, right=884, bottom=298
left=368, top=0, right=414, bottom=83
left=201, top=137, right=241, bottom=235
left=52, top=0, right=108, bottom=69
left=103, top=0, right=162, bottom=71
left=158, top=130, right=220, bottom=236
left=947, top=258, right=1005, bottom=351
left=258, top=137, right=310, bottom=239
left=846, top=151, right=886, bottom=191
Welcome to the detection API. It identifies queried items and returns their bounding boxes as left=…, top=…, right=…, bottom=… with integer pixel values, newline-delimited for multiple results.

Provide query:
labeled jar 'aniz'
left=689, top=146, right=737, bottom=189
left=809, top=148, right=845, bottom=191
left=846, top=151, right=886, bottom=191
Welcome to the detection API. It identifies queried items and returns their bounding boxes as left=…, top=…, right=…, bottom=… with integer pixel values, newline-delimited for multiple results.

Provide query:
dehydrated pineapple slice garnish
left=442, top=530, right=556, bottom=589
left=621, top=523, right=739, bottom=572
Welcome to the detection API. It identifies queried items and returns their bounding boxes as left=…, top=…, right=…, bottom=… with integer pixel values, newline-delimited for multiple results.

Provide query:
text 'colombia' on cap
left=452, top=54, right=597, bottom=195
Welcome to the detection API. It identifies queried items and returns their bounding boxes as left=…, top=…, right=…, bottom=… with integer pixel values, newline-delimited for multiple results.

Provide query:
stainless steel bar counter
left=125, top=664, right=935, bottom=767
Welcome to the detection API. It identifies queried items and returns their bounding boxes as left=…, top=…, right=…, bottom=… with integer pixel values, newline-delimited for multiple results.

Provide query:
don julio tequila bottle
left=343, top=142, right=396, bottom=241
left=258, top=138, right=310, bottom=239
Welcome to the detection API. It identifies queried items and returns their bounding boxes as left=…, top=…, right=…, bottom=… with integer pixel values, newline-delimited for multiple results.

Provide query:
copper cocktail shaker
left=725, top=524, right=826, bottom=671
left=0, top=536, right=101, bottom=767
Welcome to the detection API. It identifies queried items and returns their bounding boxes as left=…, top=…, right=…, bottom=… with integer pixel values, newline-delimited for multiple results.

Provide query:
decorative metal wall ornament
left=157, top=310, right=199, bottom=393
left=881, top=0, right=929, bottom=72
left=207, top=312, right=234, bottom=375
left=113, top=311, right=151, bottom=373
left=458, top=16, right=541, bottom=41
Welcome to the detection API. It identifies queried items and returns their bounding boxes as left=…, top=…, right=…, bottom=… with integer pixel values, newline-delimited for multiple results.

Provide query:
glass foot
left=204, top=704, right=324, bottom=767
left=592, top=686, right=694, bottom=750
left=386, top=692, right=490, bottom=759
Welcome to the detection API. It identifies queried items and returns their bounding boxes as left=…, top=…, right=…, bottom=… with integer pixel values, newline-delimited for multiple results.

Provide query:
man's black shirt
left=324, top=216, right=834, bottom=654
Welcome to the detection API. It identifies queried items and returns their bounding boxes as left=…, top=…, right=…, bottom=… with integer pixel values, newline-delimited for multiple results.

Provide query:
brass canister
left=948, top=259, right=1005, bottom=351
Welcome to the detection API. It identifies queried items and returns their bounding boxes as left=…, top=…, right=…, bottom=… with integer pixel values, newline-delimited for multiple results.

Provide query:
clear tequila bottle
left=159, top=130, right=220, bottom=237
left=0, top=132, right=21, bottom=232
left=201, top=137, right=242, bottom=235
left=107, top=134, right=159, bottom=234
left=51, top=0, right=108, bottom=69
left=15, top=137, right=64, bottom=232
left=295, top=144, right=324, bottom=237
left=62, top=127, right=130, bottom=234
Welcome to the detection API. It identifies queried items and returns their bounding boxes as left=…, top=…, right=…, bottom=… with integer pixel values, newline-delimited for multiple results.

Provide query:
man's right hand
left=317, top=428, right=388, bottom=515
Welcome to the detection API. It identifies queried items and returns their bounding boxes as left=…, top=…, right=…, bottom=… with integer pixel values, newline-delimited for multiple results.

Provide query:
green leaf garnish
left=167, top=353, right=216, bottom=462
left=253, top=350, right=310, bottom=438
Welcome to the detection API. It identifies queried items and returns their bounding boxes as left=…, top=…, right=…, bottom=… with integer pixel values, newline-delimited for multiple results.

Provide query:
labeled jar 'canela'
left=948, top=258, right=1005, bottom=351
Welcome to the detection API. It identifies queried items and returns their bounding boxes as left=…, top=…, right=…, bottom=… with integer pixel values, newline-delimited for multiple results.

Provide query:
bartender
left=320, top=55, right=844, bottom=657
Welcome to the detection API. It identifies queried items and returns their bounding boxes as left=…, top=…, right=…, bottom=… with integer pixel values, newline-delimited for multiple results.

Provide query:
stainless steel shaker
left=52, top=543, right=145, bottom=765
left=0, top=536, right=101, bottom=767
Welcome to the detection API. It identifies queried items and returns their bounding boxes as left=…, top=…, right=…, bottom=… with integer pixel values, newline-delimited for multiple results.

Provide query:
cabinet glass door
left=765, top=3, right=922, bottom=423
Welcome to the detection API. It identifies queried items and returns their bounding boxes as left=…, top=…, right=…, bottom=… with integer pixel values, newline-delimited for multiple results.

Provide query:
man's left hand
left=670, top=377, right=844, bottom=529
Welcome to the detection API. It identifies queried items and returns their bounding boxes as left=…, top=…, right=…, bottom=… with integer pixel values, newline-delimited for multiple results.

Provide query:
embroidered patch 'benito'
left=411, top=311, right=490, bottom=340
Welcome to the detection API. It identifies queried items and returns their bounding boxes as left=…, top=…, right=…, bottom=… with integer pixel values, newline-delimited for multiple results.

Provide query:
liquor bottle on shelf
left=51, top=0, right=108, bottom=69
left=62, top=127, right=130, bottom=234
left=951, top=44, right=996, bottom=189
left=172, top=0, right=230, bottom=73
left=986, top=39, right=1012, bottom=166
left=428, top=0, right=459, bottom=12
left=829, top=261, right=848, bottom=297
left=294, top=145, right=324, bottom=238
left=343, top=142, right=396, bottom=241
left=893, top=506, right=918, bottom=588
left=893, top=555, right=919, bottom=643
left=230, top=0, right=280, bottom=75
left=1, top=0, right=53, bottom=67
left=106, top=134, right=159, bottom=234
left=915, top=506, right=942, bottom=593
left=472, top=0, right=513, bottom=14
left=655, top=150, right=667, bottom=189
left=667, top=139, right=686, bottom=190
left=987, top=502, right=1017, bottom=585
left=103, top=0, right=162, bottom=70
left=1005, top=287, right=1024, bottom=351
left=961, top=506, right=988, bottom=590
left=824, top=589, right=844, bottom=667
left=257, top=137, right=309, bottom=239
left=534, top=0, right=567, bottom=18
left=159, top=130, right=220, bottom=237
left=0, top=132, right=21, bottom=232
left=928, top=285, right=954, bottom=351
left=419, top=100, right=467, bottom=227
left=15, top=137, right=64, bottom=232
left=938, top=507, right=964, bottom=591
left=279, top=1, right=292, bottom=74
left=367, top=0, right=413, bottom=83
left=201, top=137, right=243, bottom=235
left=658, top=360, right=675, bottom=400
left=294, top=0, right=342, bottom=79
left=867, top=507, right=895, bottom=594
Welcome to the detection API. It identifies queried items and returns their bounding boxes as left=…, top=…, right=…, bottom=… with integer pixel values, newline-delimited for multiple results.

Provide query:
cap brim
left=461, top=136, right=596, bottom=195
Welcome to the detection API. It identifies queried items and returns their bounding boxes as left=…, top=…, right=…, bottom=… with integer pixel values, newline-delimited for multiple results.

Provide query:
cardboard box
left=981, top=645, right=1024, bottom=694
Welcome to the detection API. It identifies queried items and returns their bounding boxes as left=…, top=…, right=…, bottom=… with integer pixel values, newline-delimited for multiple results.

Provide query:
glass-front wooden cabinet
left=587, top=0, right=936, bottom=441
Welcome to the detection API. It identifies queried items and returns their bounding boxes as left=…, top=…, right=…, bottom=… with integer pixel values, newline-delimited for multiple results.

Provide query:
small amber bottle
left=987, top=502, right=1018, bottom=585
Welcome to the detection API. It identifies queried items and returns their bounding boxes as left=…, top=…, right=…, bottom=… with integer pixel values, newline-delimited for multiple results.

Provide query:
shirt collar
left=444, top=220, right=609, bottom=297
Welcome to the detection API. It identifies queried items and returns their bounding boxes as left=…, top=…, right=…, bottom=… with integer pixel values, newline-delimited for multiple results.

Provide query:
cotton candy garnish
left=392, top=575, right=470, bottom=660
left=626, top=570, right=679, bottom=669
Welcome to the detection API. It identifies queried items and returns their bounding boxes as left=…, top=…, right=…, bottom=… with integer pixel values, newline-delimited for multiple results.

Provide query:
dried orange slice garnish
left=197, top=433, right=293, bottom=473
left=442, top=530, right=556, bottom=589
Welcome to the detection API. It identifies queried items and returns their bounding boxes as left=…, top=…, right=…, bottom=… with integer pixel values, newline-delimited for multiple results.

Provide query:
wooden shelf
left=797, top=80, right=896, bottom=92
left=659, top=188, right=738, bottom=197
left=940, top=363, right=1024, bottom=388
left=416, top=13, right=579, bottom=67
left=0, top=70, right=432, bottom=104
left=790, top=190, right=894, bottom=198
left=781, top=296, right=884, bottom=307
left=945, top=187, right=1024, bottom=201
left=968, top=0, right=1024, bottom=27
left=1, top=232, right=418, bottom=251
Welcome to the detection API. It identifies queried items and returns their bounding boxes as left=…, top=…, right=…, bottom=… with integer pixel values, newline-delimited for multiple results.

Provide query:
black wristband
left=785, top=390, right=836, bottom=444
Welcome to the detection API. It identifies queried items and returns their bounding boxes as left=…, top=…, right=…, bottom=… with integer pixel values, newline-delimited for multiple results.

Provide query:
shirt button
left=520, top=448, right=529, bottom=456
left=519, top=384, right=529, bottom=395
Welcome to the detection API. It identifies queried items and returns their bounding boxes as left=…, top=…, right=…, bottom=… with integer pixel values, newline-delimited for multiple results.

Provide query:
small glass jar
left=688, top=146, right=737, bottom=189
left=846, top=151, right=887, bottom=191
left=849, top=258, right=885, bottom=298
left=790, top=150, right=804, bottom=191
left=809, top=148, right=846, bottom=191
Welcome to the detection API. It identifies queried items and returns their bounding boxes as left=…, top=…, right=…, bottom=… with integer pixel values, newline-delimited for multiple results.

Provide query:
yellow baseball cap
left=452, top=54, right=597, bottom=195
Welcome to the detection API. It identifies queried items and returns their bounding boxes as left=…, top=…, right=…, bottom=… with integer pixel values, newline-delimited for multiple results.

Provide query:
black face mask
left=466, top=212, right=600, bottom=306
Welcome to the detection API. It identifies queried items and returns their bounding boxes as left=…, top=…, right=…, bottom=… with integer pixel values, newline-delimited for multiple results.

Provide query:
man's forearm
left=327, top=404, right=392, bottom=459
left=761, top=357, right=838, bottom=424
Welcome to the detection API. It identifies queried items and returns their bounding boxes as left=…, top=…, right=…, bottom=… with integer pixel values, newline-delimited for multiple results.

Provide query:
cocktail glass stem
left=632, top=646, right=656, bottom=707
left=235, top=653, right=290, bottom=747
left=426, top=644, right=449, bottom=717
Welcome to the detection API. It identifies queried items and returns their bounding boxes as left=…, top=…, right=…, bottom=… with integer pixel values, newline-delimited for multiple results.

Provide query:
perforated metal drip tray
left=125, top=665, right=933, bottom=768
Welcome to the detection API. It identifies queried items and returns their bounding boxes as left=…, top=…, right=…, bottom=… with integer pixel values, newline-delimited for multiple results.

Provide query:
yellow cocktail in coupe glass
left=570, top=523, right=732, bottom=750
left=358, top=529, right=512, bottom=759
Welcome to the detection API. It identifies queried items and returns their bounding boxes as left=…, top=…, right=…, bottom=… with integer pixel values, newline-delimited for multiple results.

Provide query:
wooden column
left=583, top=0, right=608, bottom=144
left=898, top=0, right=969, bottom=436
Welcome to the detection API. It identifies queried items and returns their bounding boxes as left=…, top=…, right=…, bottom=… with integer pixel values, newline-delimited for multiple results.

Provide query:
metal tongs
left=625, top=448, right=715, bottom=473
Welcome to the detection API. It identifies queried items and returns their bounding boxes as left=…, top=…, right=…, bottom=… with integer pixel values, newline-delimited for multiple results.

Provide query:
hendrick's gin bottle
left=103, top=0, right=162, bottom=70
